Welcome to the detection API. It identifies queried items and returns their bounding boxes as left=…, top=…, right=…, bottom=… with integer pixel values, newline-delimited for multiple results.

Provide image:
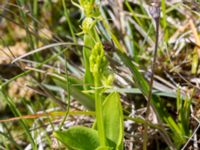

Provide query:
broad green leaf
left=95, top=146, right=113, bottom=150
left=52, top=75, right=95, bottom=110
left=103, top=92, right=124, bottom=149
left=54, top=126, right=99, bottom=150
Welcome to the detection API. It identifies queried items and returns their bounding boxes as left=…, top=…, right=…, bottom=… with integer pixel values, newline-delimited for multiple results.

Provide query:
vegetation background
left=0, top=0, right=200, bottom=149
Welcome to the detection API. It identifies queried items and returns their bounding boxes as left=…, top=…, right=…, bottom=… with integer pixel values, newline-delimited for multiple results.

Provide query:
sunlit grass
left=0, top=0, right=199, bottom=149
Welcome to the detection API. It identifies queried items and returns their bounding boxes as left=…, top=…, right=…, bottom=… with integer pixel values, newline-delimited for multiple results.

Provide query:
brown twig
left=143, top=1, right=161, bottom=150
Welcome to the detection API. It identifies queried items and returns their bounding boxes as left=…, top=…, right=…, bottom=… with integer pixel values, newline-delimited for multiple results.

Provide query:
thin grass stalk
left=1, top=92, right=37, bottom=150
left=23, top=99, right=53, bottom=146
left=16, top=0, right=34, bottom=49
left=161, top=0, right=168, bottom=41
left=143, top=1, right=161, bottom=150
left=59, top=50, right=71, bottom=130
left=32, top=0, right=39, bottom=52
left=62, top=0, right=77, bottom=44
left=0, top=124, right=23, bottom=150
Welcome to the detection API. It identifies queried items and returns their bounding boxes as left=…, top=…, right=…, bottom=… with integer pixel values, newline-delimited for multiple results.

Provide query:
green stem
left=95, top=76, right=106, bottom=146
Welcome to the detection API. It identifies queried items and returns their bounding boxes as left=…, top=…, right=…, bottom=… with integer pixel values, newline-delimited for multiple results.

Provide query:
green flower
left=102, top=74, right=114, bottom=87
left=82, top=17, right=95, bottom=33
left=90, top=42, right=113, bottom=87
left=90, top=43, right=106, bottom=74
left=79, top=0, right=100, bottom=17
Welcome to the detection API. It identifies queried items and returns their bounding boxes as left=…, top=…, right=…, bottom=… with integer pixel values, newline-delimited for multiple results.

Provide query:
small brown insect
left=0, top=64, right=23, bottom=79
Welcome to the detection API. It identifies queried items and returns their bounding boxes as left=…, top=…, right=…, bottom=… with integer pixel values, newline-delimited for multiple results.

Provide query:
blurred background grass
left=0, top=0, right=200, bottom=149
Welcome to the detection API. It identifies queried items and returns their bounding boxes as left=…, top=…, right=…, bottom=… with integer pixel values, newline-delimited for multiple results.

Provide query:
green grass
left=0, top=0, right=199, bottom=149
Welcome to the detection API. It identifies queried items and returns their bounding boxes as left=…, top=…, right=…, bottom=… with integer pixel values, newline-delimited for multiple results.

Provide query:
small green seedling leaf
left=54, top=126, right=100, bottom=150
left=103, top=92, right=124, bottom=149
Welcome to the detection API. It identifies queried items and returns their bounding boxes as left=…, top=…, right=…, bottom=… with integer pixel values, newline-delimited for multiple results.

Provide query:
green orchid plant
left=54, top=1, right=124, bottom=149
